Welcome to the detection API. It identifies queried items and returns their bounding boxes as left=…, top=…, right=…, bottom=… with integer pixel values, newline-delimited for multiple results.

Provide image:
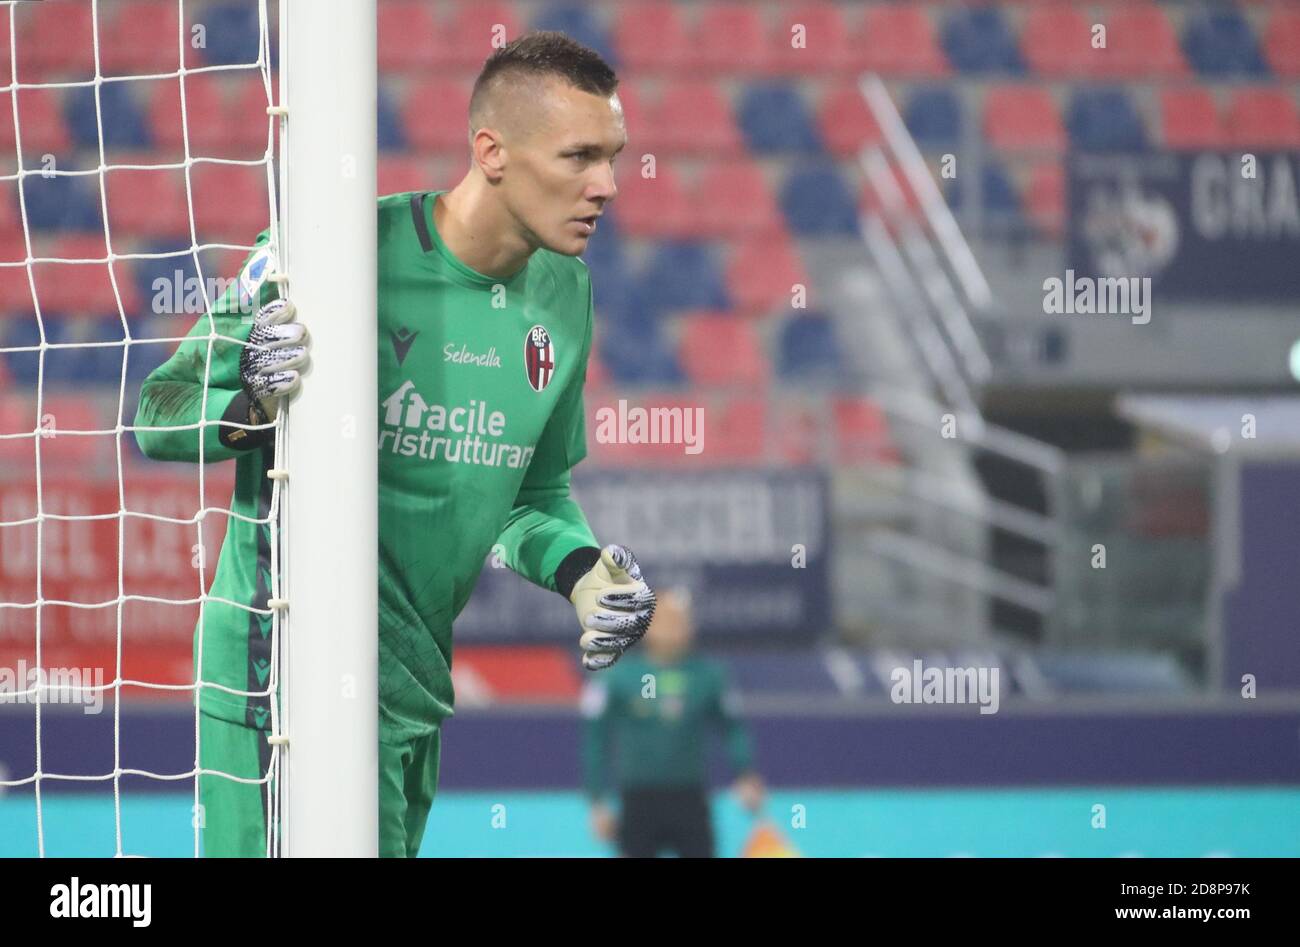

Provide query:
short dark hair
left=469, top=31, right=619, bottom=132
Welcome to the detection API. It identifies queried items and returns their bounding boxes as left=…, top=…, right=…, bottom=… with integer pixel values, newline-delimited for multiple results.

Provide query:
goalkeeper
left=133, top=32, right=652, bottom=857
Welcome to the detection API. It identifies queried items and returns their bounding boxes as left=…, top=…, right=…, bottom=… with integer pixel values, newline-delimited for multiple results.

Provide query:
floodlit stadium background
left=2, top=0, right=1300, bottom=856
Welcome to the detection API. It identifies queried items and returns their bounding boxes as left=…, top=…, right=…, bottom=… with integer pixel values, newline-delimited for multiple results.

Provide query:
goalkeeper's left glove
left=567, top=544, right=656, bottom=671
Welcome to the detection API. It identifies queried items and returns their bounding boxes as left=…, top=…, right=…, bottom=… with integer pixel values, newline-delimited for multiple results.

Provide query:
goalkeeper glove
left=569, top=544, right=656, bottom=671
left=239, top=298, right=310, bottom=422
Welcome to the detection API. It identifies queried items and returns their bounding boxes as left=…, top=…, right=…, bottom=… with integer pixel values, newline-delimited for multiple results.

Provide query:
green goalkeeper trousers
left=197, top=711, right=441, bottom=857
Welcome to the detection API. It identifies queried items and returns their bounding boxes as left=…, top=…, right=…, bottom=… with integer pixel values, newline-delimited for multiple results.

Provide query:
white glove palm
left=569, top=545, right=656, bottom=671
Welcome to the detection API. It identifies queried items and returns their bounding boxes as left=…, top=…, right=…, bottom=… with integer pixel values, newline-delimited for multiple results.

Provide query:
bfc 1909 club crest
left=524, top=324, right=555, bottom=392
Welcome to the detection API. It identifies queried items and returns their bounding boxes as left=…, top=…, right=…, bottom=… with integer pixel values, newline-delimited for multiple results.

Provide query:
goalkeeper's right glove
left=568, top=544, right=657, bottom=671
left=239, top=298, right=311, bottom=421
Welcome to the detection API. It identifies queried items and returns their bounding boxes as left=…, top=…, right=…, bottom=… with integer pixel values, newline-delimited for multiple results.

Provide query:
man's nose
left=590, top=163, right=617, bottom=202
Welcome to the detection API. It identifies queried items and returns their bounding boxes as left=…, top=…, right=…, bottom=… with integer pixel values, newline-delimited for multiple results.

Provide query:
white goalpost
left=0, top=0, right=376, bottom=858
left=277, top=0, right=377, bottom=858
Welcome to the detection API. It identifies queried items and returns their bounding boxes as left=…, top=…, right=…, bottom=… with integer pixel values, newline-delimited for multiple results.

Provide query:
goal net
left=0, top=0, right=376, bottom=858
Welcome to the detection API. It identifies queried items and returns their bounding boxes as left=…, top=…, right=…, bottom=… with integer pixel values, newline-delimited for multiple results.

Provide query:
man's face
left=645, top=593, right=694, bottom=660
left=500, top=79, right=627, bottom=256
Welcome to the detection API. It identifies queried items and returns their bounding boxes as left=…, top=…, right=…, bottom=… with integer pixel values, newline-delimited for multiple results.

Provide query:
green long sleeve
left=133, top=232, right=278, bottom=463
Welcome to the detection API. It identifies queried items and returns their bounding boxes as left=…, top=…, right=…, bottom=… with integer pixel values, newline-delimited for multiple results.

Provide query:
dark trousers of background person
left=618, top=785, right=715, bottom=858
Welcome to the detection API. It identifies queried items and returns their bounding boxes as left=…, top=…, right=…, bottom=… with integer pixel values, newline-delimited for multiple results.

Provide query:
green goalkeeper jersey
left=135, top=190, right=599, bottom=743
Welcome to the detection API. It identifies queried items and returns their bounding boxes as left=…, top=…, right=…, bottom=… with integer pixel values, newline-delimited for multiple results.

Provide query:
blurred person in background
left=581, top=588, right=765, bottom=857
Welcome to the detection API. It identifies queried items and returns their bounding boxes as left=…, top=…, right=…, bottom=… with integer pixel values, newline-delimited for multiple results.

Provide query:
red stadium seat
left=725, top=237, right=807, bottom=316
left=100, top=1, right=182, bottom=76
left=833, top=396, right=899, bottom=465
left=1102, top=5, right=1187, bottom=78
left=692, top=161, right=783, bottom=239
left=585, top=347, right=609, bottom=390
left=608, top=163, right=692, bottom=239
left=105, top=163, right=190, bottom=240
left=147, top=74, right=227, bottom=153
left=613, top=1, right=691, bottom=73
left=0, top=392, right=34, bottom=460
left=1021, top=7, right=1096, bottom=77
left=1160, top=88, right=1225, bottom=149
left=34, top=236, right=140, bottom=317
left=227, top=75, right=276, bottom=154
left=1225, top=89, right=1300, bottom=148
left=641, top=81, right=742, bottom=156
left=190, top=163, right=270, bottom=243
left=767, top=2, right=851, bottom=75
left=1026, top=161, right=1065, bottom=239
left=0, top=188, right=20, bottom=243
left=378, top=0, right=442, bottom=72
left=688, top=2, right=768, bottom=75
left=15, top=0, right=95, bottom=79
left=707, top=395, right=766, bottom=462
left=379, top=155, right=434, bottom=195
left=0, top=7, right=9, bottom=85
left=0, top=230, right=32, bottom=315
left=849, top=6, right=948, bottom=77
left=983, top=86, right=1064, bottom=152
left=443, top=2, right=521, bottom=71
left=1263, top=9, right=1300, bottom=77
left=8, top=87, right=73, bottom=158
left=402, top=79, right=474, bottom=151
left=859, top=160, right=923, bottom=225
left=36, top=394, right=104, bottom=463
left=818, top=82, right=883, bottom=158
left=0, top=89, right=10, bottom=163
left=678, top=312, right=769, bottom=387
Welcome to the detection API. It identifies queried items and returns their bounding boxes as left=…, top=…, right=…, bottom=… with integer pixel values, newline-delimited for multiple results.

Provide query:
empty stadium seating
left=5, top=0, right=1298, bottom=472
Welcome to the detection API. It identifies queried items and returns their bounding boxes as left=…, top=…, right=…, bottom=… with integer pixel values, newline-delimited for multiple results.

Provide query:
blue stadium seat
left=940, top=7, right=1024, bottom=74
left=65, top=84, right=151, bottom=149
left=533, top=5, right=618, bottom=67
left=378, top=85, right=406, bottom=151
left=598, top=318, right=683, bottom=384
left=592, top=276, right=647, bottom=328
left=20, top=173, right=102, bottom=232
left=131, top=243, right=198, bottom=309
left=3, top=316, right=69, bottom=384
left=737, top=83, right=823, bottom=155
left=1182, top=10, right=1269, bottom=77
left=582, top=222, right=644, bottom=324
left=945, top=160, right=1021, bottom=215
left=198, top=3, right=262, bottom=67
left=125, top=330, right=173, bottom=384
left=81, top=317, right=130, bottom=385
left=779, top=165, right=859, bottom=236
left=778, top=312, right=845, bottom=384
left=1067, top=88, right=1148, bottom=151
left=581, top=213, right=625, bottom=278
left=904, top=87, right=961, bottom=149
left=636, top=241, right=729, bottom=316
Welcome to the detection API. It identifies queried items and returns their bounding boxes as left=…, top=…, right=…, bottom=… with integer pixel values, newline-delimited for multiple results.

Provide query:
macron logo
left=390, top=327, right=419, bottom=366
left=50, top=877, right=152, bottom=928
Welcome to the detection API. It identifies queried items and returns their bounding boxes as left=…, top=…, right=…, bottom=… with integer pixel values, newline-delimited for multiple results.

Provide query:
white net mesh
left=0, top=0, right=284, bottom=857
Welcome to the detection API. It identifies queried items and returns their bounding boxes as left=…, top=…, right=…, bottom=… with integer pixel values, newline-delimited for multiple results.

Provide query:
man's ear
left=472, top=127, right=507, bottom=183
